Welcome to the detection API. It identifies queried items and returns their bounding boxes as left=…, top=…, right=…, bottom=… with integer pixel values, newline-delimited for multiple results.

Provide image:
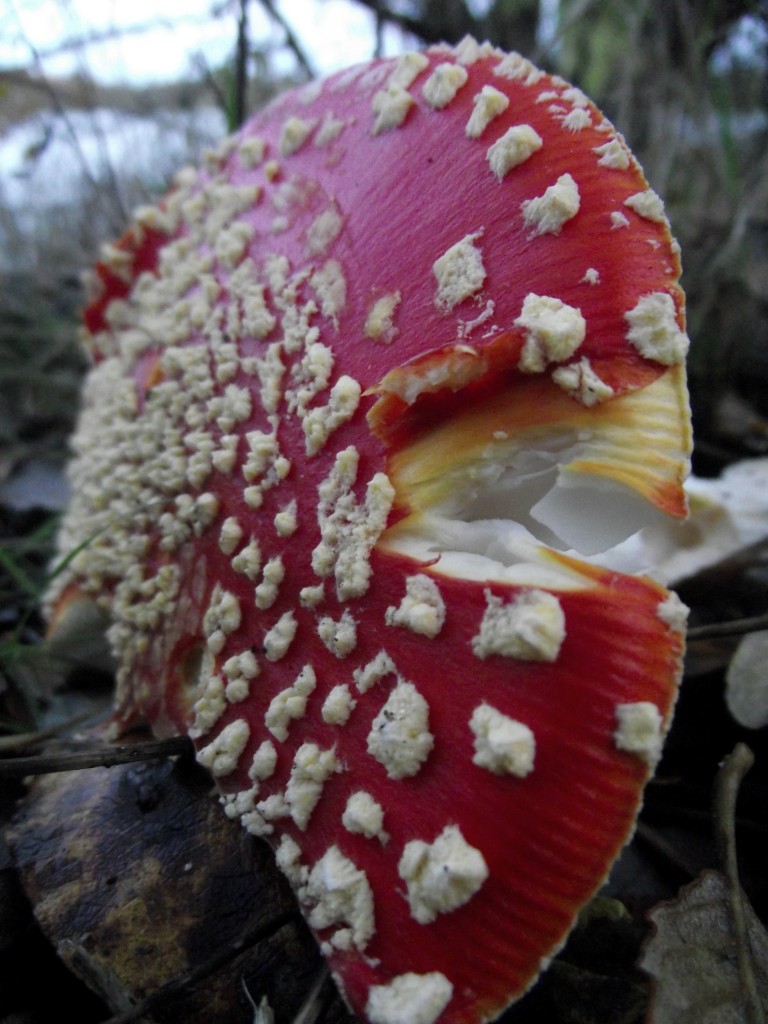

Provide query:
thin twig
left=687, top=613, right=768, bottom=642
left=233, top=0, right=250, bottom=129
left=6, top=14, right=207, bottom=64
left=0, top=710, right=94, bottom=754
left=240, top=964, right=329, bottom=1024
left=713, top=744, right=764, bottom=1024
left=293, top=965, right=330, bottom=1024
left=0, top=735, right=193, bottom=778
left=635, top=820, right=701, bottom=881
left=257, top=0, right=315, bottom=79
left=344, top=0, right=450, bottom=43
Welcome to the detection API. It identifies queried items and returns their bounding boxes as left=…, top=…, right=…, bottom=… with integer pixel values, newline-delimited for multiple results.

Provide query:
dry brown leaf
left=6, top=743, right=352, bottom=1023
left=641, top=869, right=768, bottom=1024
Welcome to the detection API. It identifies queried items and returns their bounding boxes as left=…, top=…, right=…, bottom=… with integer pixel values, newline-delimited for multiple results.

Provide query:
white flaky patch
left=299, top=583, right=325, bottom=608
left=314, top=112, right=346, bottom=148
left=624, top=188, right=666, bottom=223
left=221, top=786, right=259, bottom=824
left=279, top=115, right=314, bottom=156
left=286, top=743, right=338, bottom=829
left=515, top=293, right=586, bottom=373
left=560, top=107, right=591, bottom=132
left=248, top=739, right=277, bottom=781
left=354, top=650, right=398, bottom=694
left=302, top=846, right=375, bottom=951
left=303, top=375, right=362, bottom=457
left=203, top=585, right=242, bottom=654
left=470, top=703, right=535, bottom=777
left=399, top=825, right=488, bottom=924
left=218, top=516, right=243, bottom=555
left=582, top=267, right=601, bottom=285
left=552, top=357, right=615, bottom=406
left=310, top=259, right=347, bottom=324
left=255, top=792, right=289, bottom=828
left=365, top=292, right=401, bottom=343
left=562, top=86, right=590, bottom=108
left=322, top=684, right=357, bottom=725
left=242, top=342, right=284, bottom=413
left=433, top=232, right=486, bottom=312
left=465, top=85, right=509, bottom=137
left=306, top=204, right=344, bottom=256
left=521, top=173, right=580, bottom=235
left=388, top=51, right=429, bottom=89
left=366, top=972, right=453, bottom=1024
left=342, top=791, right=387, bottom=840
left=625, top=292, right=689, bottom=365
left=255, top=555, right=285, bottom=610
left=385, top=574, right=446, bottom=638
left=190, top=670, right=226, bottom=740
left=422, top=62, right=469, bottom=108
left=494, top=51, right=544, bottom=84
left=263, top=610, right=298, bottom=661
left=196, top=718, right=250, bottom=778
left=454, top=36, right=498, bottom=65
left=472, top=588, right=566, bottom=662
left=614, top=702, right=664, bottom=764
left=275, top=834, right=307, bottom=888
left=214, top=222, right=254, bottom=269
left=594, top=138, right=630, bottom=170
left=312, top=447, right=395, bottom=601
left=274, top=499, right=298, bottom=537
left=265, top=664, right=316, bottom=741
left=372, top=84, right=415, bottom=135
left=486, top=124, right=542, bottom=180
left=318, top=608, right=358, bottom=657
left=657, top=591, right=689, bottom=632
left=286, top=342, right=334, bottom=417
left=241, top=425, right=291, bottom=507
left=367, top=680, right=434, bottom=779
left=238, top=135, right=266, bottom=169
left=239, top=806, right=272, bottom=838
left=222, top=649, right=260, bottom=696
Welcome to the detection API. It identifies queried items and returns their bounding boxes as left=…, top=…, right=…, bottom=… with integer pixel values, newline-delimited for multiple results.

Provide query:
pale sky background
left=0, top=1, right=416, bottom=240
left=0, top=0, right=407, bottom=84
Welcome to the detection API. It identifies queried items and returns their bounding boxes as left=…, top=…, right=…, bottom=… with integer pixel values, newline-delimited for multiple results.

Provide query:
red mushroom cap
left=49, top=38, right=690, bottom=1024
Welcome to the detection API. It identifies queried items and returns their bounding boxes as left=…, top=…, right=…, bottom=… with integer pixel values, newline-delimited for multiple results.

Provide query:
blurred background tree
left=0, top=0, right=766, bottom=506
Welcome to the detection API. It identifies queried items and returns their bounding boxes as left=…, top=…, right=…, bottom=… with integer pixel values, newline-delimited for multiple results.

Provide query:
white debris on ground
left=591, top=457, right=768, bottom=585
left=726, top=631, right=768, bottom=729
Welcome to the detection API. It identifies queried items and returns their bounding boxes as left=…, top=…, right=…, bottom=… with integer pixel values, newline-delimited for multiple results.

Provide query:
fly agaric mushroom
left=47, top=37, right=691, bottom=1024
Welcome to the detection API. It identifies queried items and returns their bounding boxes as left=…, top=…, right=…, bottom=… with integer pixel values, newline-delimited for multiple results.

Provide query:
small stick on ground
left=688, top=613, right=768, bottom=642
left=713, top=743, right=765, bottom=1024
left=0, top=735, right=193, bottom=778
left=0, top=711, right=95, bottom=754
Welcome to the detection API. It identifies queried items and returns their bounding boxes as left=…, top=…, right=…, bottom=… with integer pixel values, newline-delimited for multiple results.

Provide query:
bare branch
left=257, top=0, right=316, bottom=80
left=8, top=14, right=215, bottom=65
left=0, top=711, right=94, bottom=754
left=0, top=735, right=193, bottom=778
left=687, top=613, right=768, bottom=642
left=341, top=0, right=440, bottom=44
